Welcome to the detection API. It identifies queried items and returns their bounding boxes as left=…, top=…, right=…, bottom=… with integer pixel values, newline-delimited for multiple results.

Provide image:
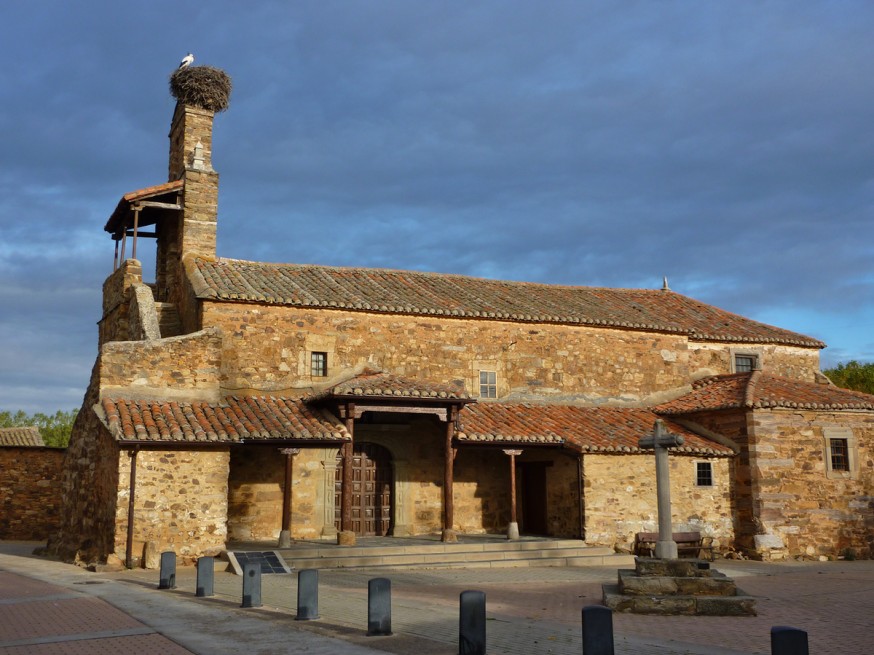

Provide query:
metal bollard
left=459, top=590, right=486, bottom=655
left=158, top=551, right=176, bottom=589
left=367, top=577, right=392, bottom=636
left=241, top=561, right=262, bottom=608
left=771, top=626, right=809, bottom=655
left=196, top=556, right=214, bottom=597
left=582, top=605, right=615, bottom=655
left=296, top=569, right=320, bottom=620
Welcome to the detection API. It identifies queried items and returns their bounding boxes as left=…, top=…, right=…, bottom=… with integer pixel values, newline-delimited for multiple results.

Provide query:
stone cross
left=638, top=419, right=684, bottom=559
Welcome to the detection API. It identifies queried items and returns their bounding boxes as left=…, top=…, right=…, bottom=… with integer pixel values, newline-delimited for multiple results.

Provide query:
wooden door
left=335, top=443, right=393, bottom=536
left=520, top=463, right=548, bottom=535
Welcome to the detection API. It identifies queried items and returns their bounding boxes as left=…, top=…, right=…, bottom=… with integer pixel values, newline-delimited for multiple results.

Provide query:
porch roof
left=100, top=395, right=350, bottom=444
left=457, top=402, right=733, bottom=456
left=655, top=371, right=874, bottom=414
left=320, top=371, right=474, bottom=402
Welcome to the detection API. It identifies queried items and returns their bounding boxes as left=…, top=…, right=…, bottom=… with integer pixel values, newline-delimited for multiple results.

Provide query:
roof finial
left=661, top=276, right=670, bottom=291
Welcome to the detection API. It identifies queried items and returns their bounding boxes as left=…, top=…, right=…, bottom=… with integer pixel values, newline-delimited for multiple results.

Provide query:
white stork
left=179, top=53, right=194, bottom=69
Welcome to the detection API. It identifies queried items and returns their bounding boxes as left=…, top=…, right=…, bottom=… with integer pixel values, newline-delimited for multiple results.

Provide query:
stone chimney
left=155, top=65, right=231, bottom=307
left=167, top=103, right=219, bottom=260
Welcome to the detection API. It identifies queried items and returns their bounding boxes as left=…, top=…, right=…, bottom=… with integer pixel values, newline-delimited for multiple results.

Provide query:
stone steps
left=275, top=540, right=634, bottom=570
left=155, top=302, right=182, bottom=337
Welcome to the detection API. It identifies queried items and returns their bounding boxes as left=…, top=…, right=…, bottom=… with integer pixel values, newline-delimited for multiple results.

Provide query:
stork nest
left=169, top=66, right=232, bottom=112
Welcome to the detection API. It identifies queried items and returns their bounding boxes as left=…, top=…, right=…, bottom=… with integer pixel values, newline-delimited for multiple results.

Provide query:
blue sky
left=1, top=1, right=872, bottom=414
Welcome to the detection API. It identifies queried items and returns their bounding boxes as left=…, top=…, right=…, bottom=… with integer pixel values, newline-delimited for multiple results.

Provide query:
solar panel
left=227, top=550, right=291, bottom=575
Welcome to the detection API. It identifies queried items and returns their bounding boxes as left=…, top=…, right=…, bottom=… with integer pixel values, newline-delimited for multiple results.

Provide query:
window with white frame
left=479, top=370, right=497, bottom=398
left=696, top=461, right=714, bottom=487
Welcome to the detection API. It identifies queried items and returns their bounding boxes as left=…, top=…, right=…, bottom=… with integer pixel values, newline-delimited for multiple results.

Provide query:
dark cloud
left=1, top=1, right=873, bottom=412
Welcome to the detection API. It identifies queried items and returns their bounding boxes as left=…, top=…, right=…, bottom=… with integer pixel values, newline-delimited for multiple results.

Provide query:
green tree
left=0, top=409, right=78, bottom=447
left=823, top=360, right=874, bottom=395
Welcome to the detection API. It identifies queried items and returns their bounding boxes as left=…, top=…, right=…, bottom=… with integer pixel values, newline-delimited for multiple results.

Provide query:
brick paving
left=0, top=571, right=193, bottom=655
left=3, top=542, right=874, bottom=655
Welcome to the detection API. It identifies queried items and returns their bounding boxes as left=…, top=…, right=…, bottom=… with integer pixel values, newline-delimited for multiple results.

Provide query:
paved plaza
left=1, top=541, right=872, bottom=654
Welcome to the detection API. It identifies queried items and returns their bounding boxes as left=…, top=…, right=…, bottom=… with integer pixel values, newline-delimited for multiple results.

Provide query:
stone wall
left=98, top=327, right=222, bottom=402
left=0, top=446, right=65, bottom=540
left=747, top=408, right=874, bottom=560
left=100, top=259, right=143, bottom=345
left=687, top=342, right=820, bottom=382
left=116, top=448, right=230, bottom=565
left=583, top=453, right=734, bottom=551
left=227, top=445, right=326, bottom=542
left=49, top=366, right=122, bottom=565
left=201, top=303, right=822, bottom=403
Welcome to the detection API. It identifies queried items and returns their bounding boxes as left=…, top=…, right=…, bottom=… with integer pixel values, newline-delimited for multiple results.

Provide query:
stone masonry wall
left=676, top=410, right=755, bottom=551
left=49, top=365, right=122, bottom=565
left=116, top=448, right=230, bottom=565
left=0, top=447, right=65, bottom=540
left=688, top=342, right=820, bottom=382
left=200, top=303, right=821, bottom=403
left=748, top=408, right=874, bottom=559
left=227, top=446, right=337, bottom=542
left=98, top=327, right=222, bottom=402
left=584, top=453, right=734, bottom=551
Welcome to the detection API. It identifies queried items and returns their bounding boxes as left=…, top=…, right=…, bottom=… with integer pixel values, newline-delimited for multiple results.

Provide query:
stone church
left=50, top=69, right=874, bottom=567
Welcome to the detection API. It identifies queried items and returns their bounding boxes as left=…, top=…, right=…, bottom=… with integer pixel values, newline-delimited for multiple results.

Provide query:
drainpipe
left=125, top=447, right=139, bottom=569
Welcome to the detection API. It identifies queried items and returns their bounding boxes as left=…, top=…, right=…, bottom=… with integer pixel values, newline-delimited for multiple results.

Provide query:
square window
left=311, top=352, right=327, bottom=377
left=734, top=355, right=757, bottom=373
left=696, top=461, right=713, bottom=487
left=830, top=438, right=850, bottom=472
left=479, top=371, right=497, bottom=398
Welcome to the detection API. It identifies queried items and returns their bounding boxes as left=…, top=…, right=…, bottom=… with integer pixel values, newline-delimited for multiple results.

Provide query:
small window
left=829, top=439, right=850, bottom=472
left=823, top=427, right=857, bottom=479
left=734, top=355, right=758, bottom=373
left=311, top=352, right=328, bottom=377
left=696, top=461, right=713, bottom=487
left=479, top=371, right=497, bottom=398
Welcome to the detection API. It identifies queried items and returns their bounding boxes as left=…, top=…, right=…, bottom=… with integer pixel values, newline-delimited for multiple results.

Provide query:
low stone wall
left=0, top=446, right=66, bottom=540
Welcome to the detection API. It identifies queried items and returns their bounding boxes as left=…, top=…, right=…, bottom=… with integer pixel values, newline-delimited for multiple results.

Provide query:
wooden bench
left=634, top=531, right=714, bottom=561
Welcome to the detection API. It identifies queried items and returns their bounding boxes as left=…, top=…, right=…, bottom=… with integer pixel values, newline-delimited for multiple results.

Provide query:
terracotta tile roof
left=457, top=403, right=733, bottom=456
left=100, top=396, right=350, bottom=444
left=327, top=371, right=473, bottom=400
left=656, top=372, right=874, bottom=414
left=191, top=259, right=823, bottom=347
left=0, top=427, right=45, bottom=447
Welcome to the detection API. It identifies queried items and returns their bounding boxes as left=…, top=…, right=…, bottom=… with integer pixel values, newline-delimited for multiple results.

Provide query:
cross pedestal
left=638, top=420, right=684, bottom=559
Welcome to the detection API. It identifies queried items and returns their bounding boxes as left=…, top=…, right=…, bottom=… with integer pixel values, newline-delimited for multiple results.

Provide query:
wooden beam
left=352, top=404, right=447, bottom=420
left=133, top=201, right=182, bottom=211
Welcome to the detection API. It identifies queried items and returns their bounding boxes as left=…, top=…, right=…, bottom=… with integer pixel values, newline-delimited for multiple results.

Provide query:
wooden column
left=131, top=206, right=141, bottom=260
left=442, top=405, right=458, bottom=542
left=278, top=447, right=300, bottom=548
left=339, top=403, right=356, bottom=545
left=503, top=449, right=522, bottom=540
left=125, top=448, right=139, bottom=569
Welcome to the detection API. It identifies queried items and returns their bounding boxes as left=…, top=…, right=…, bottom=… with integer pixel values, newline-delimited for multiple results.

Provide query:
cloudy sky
left=1, top=2, right=872, bottom=414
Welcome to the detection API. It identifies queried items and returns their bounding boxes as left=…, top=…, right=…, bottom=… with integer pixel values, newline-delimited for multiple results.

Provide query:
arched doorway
left=334, top=442, right=393, bottom=536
